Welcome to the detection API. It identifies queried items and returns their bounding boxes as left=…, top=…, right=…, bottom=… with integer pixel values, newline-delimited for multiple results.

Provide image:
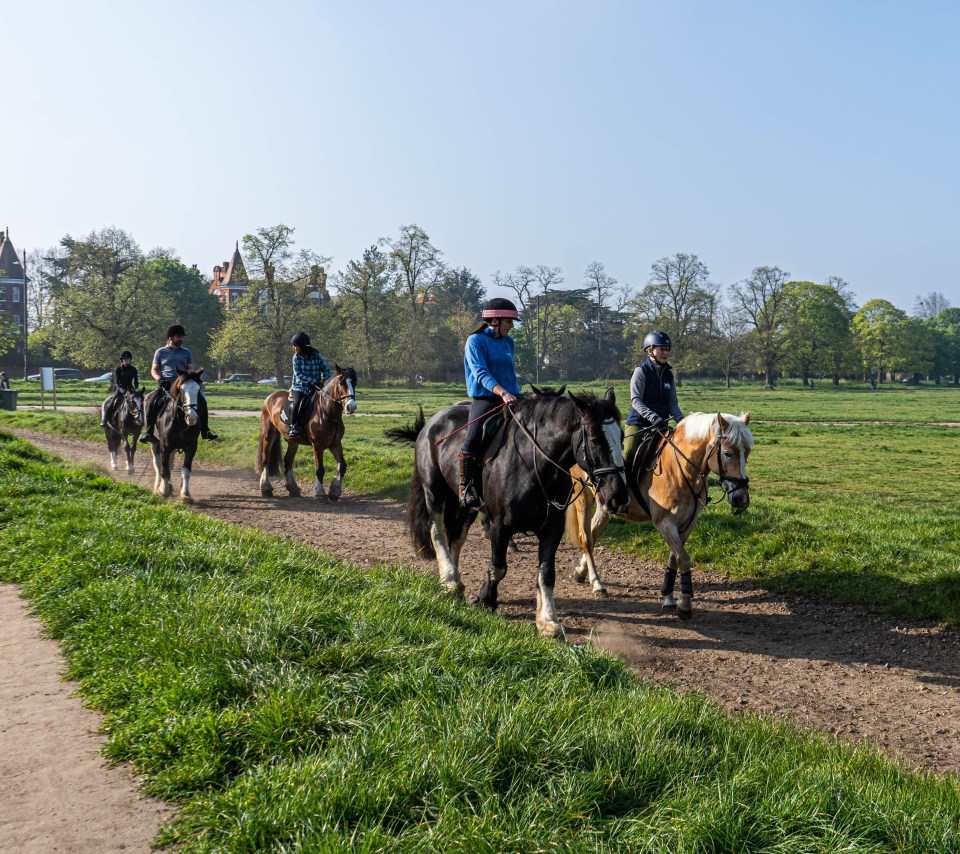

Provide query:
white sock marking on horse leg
left=109, top=451, right=118, bottom=471
left=536, top=578, right=563, bottom=637
left=429, top=512, right=463, bottom=594
left=180, top=467, right=191, bottom=500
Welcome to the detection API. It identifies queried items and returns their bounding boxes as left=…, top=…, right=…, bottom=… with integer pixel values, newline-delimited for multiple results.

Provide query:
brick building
left=0, top=228, right=26, bottom=364
left=208, top=242, right=250, bottom=309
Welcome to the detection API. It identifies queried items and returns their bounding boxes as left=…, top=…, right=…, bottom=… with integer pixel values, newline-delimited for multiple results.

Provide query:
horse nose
left=731, top=489, right=749, bottom=513
left=346, top=400, right=357, bottom=415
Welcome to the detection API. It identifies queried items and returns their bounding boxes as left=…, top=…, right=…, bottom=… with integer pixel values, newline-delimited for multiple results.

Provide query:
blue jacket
left=464, top=327, right=521, bottom=398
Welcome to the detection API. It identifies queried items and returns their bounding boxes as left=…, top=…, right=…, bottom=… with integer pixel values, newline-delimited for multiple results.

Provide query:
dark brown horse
left=255, top=365, right=358, bottom=499
left=103, top=388, right=144, bottom=473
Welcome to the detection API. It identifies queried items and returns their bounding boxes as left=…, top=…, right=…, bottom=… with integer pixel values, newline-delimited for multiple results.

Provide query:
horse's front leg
left=326, top=436, right=347, bottom=501
left=124, top=435, right=136, bottom=474
left=311, top=443, right=327, bottom=499
left=475, top=522, right=510, bottom=611
left=427, top=498, right=469, bottom=597
left=180, top=442, right=196, bottom=502
left=152, top=445, right=173, bottom=498
left=283, top=441, right=301, bottom=497
left=657, top=522, right=694, bottom=620
left=535, top=523, right=565, bottom=638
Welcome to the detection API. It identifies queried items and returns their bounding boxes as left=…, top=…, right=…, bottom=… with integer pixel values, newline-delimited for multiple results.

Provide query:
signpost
left=40, top=367, right=57, bottom=410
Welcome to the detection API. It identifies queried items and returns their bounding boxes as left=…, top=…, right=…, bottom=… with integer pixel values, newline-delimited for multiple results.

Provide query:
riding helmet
left=290, top=331, right=311, bottom=347
left=482, top=298, right=520, bottom=320
left=642, top=330, right=672, bottom=351
left=167, top=324, right=186, bottom=339
left=120, top=350, right=133, bottom=359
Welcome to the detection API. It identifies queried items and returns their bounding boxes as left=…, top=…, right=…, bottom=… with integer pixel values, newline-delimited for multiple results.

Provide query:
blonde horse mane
left=676, top=411, right=754, bottom=450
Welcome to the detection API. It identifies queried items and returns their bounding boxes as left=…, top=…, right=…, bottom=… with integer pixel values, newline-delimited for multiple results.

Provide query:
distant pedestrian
left=0, top=371, right=9, bottom=390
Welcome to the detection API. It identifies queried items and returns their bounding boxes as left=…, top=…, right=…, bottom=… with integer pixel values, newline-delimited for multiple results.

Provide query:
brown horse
left=566, top=411, right=753, bottom=620
left=255, top=366, right=358, bottom=499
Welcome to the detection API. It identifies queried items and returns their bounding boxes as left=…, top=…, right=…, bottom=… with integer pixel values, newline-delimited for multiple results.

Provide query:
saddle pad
left=280, top=395, right=314, bottom=425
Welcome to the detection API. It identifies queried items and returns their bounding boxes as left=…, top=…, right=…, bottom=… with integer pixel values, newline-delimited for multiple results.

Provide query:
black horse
left=390, top=388, right=629, bottom=638
left=103, top=388, right=144, bottom=473
left=149, top=368, right=203, bottom=502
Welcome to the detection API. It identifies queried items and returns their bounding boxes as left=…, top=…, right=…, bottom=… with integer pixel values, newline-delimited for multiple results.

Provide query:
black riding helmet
left=642, top=330, right=672, bottom=351
left=167, top=324, right=186, bottom=339
left=482, top=298, right=519, bottom=320
left=290, top=331, right=311, bottom=347
left=120, top=350, right=132, bottom=359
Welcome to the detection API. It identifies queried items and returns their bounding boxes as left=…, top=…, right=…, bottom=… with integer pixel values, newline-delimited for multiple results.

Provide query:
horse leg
left=657, top=522, right=694, bottom=620
left=258, top=426, right=276, bottom=497
left=475, top=523, right=510, bottom=611
left=327, top=436, right=347, bottom=501
left=124, top=435, right=135, bottom=473
left=573, top=499, right=611, bottom=597
left=311, top=443, right=327, bottom=499
left=152, top=445, right=172, bottom=498
left=283, top=441, right=301, bottom=497
left=180, top=445, right=195, bottom=503
left=107, top=434, right=119, bottom=471
left=535, top=526, right=565, bottom=639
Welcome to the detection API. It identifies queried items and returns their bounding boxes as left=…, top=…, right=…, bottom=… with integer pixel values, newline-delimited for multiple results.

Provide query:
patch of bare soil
left=3, top=428, right=959, bottom=850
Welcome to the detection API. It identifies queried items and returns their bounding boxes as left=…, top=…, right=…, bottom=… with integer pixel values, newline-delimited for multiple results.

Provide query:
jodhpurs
left=461, top=396, right=501, bottom=456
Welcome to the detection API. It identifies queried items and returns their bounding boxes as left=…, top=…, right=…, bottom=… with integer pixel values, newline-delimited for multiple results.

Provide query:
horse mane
left=678, top=412, right=754, bottom=449
left=335, top=365, right=358, bottom=386
left=513, top=389, right=620, bottom=429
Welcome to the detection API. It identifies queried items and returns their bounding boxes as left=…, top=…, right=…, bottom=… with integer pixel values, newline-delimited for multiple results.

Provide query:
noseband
left=574, top=419, right=625, bottom=490
left=714, top=434, right=750, bottom=493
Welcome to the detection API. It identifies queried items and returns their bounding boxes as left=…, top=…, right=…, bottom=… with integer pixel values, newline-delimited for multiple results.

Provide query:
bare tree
left=713, top=304, right=752, bottom=388
left=913, top=291, right=952, bottom=319
left=379, top=224, right=445, bottom=317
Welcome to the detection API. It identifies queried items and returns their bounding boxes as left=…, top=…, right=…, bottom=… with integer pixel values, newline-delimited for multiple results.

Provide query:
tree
left=928, top=307, right=960, bottom=383
left=914, top=291, right=951, bottom=319
left=711, top=304, right=752, bottom=388
left=852, top=299, right=910, bottom=382
left=335, top=246, right=394, bottom=380
left=210, top=225, right=332, bottom=384
left=782, top=281, right=855, bottom=386
left=500, top=265, right=566, bottom=382
left=730, top=266, right=791, bottom=387
left=379, top=224, right=446, bottom=383
left=46, top=228, right=174, bottom=369
left=629, top=253, right=717, bottom=383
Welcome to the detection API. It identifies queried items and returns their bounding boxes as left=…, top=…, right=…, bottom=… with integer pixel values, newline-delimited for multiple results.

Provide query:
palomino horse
left=149, top=369, right=204, bottom=501
left=256, top=366, right=358, bottom=499
left=567, top=411, right=753, bottom=621
left=103, top=388, right=144, bottom=473
left=390, top=389, right=629, bottom=638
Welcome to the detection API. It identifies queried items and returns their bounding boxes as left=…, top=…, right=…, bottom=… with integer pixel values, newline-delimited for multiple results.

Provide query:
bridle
left=508, top=407, right=624, bottom=513
left=316, top=374, right=356, bottom=411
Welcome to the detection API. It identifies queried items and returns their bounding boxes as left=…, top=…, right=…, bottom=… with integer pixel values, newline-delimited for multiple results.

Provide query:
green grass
left=2, top=432, right=958, bottom=852
left=3, top=384, right=960, bottom=623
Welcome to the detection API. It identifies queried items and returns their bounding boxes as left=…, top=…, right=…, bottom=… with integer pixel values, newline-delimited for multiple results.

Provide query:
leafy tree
left=629, top=253, right=717, bottom=383
left=0, top=314, right=17, bottom=354
left=852, top=299, right=910, bottom=382
left=46, top=228, right=173, bottom=369
left=500, top=265, right=566, bottom=382
left=209, top=225, right=332, bottom=384
left=928, top=307, right=960, bottom=383
left=436, top=266, right=485, bottom=314
left=730, top=266, right=791, bottom=387
left=335, top=246, right=394, bottom=380
left=782, top=281, right=855, bottom=385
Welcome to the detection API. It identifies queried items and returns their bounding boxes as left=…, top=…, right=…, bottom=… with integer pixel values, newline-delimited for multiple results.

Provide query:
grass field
left=2, top=381, right=959, bottom=624
left=2, top=433, right=958, bottom=851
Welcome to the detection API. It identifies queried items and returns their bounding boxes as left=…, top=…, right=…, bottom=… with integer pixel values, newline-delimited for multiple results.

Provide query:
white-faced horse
left=567, top=411, right=753, bottom=620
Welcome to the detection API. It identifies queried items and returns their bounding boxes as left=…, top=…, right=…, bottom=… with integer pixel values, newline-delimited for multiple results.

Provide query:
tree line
left=13, top=223, right=960, bottom=387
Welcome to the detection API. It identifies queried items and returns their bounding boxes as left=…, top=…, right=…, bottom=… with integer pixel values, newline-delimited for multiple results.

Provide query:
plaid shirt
left=291, top=351, right=332, bottom=392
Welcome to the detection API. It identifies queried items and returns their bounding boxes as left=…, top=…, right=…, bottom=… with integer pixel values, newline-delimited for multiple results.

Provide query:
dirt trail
left=3, top=429, right=959, bottom=851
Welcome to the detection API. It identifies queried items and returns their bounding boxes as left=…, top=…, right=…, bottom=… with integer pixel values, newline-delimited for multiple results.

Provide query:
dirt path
left=3, top=430, right=959, bottom=851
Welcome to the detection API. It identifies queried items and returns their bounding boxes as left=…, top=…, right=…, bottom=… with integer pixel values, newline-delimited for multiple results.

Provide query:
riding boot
left=288, top=392, right=303, bottom=439
left=139, top=393, right=158, bottom=443
left=199, top=395, right=218, bottom=441
left=459, top=451, right=481, bottom=509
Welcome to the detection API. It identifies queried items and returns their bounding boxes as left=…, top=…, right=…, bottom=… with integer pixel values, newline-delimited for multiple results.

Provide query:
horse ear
left=717, top=412, right=730, bottom=432
left=557, top=384, right=567, bottom=396
left=530, top=383, right=542, bottom=396
left=742, top=411, right=750, bottom=424
left=567, top=390, right=585, bottom=410
left=334, top=363, right=341, bottom=374
left=198, top=367, right=205, bottom=378
left=604, top=386, right=616, bottom=404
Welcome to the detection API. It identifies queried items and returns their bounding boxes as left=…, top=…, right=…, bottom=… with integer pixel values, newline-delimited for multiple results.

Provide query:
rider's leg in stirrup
left=288, top=390, right=303, bottom=439
left=199, top=391, right=218, bottom=440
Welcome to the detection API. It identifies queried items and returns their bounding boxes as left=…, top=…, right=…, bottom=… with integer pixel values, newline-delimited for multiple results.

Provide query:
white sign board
left=41, top=367, right=55, bottom=391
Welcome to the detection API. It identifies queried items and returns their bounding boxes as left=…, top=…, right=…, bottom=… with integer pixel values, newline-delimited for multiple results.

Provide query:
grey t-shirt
left=152, top=345, right=193, bottom=380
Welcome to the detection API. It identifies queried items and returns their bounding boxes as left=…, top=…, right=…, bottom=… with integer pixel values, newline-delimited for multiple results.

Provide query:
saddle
left=280, top=389, right=317, bottom=427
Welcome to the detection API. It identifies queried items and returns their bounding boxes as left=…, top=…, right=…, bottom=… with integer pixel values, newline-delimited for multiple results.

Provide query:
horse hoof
left=445, top=581, right=466, bottom=598
left=261, top=489, right=273, bottom=498
left=677, top=608, right=693, bottom=622
left=662, top=602, right=678, bottom=614
left=574, top=568, right=587, bottom=584
left=181, top=495, right=193, bottom=504
left=288, top=489, right=301, bottom=498
left=537, top=621, right=564, bottom=639
left=592, top=587, right=609, bottom=599
left=327, top=493, right=339, bottom=502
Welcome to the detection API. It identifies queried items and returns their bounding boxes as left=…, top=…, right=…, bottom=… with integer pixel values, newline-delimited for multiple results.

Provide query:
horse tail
left=384, top=405, right=426, bottom=445
left=255, top=412, right=283, bottom=477
left=407, top=464, right=435, bottom=559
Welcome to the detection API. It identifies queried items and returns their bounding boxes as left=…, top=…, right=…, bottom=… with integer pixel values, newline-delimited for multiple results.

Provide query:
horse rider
left=459, top=297, right=521, bottom=508
left=140, top=324, right=218, bottom=444
left=287, top=331, right=332, bottom=439
left=624, top=330, right=685, bottom=476
left=99, top=350, right=140, bottom=427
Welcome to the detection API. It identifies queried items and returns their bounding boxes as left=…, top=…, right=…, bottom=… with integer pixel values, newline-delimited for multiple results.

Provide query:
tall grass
left=1, top=431, right=958, bottom=852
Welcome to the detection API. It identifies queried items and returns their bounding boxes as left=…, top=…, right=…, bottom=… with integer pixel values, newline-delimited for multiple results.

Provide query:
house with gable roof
left=0, top=227, right=27, bottom=362
left=208, top=241, right=250, bottom=309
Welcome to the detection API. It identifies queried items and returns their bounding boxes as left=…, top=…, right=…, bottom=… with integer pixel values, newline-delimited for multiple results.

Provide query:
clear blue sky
left=5, top=0, right=959, bottom=311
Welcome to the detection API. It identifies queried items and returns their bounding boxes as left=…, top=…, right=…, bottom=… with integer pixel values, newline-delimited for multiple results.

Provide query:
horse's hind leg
left=283, top=442, right=301, bottom=497
left=573, top=500, right=611, bottom=597
left=534, top=525, right=565, bottom=639
left=475, top=522, right=510, bottom=611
